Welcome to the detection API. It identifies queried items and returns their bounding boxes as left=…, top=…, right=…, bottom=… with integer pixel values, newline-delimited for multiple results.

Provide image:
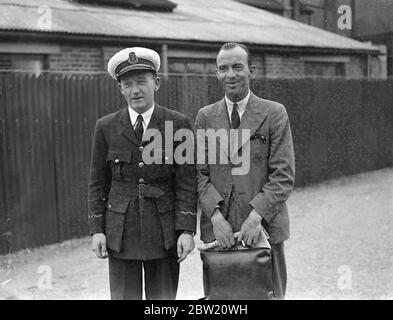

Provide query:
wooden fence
left=0, top=72, right=392, bottom=254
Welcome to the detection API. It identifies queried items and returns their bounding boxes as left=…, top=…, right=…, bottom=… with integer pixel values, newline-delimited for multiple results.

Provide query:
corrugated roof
left=235, top=0, right=284, bottom=12
left=75, top=0, right=177, bottom=11
left=0, top=0, right=378, bottom=52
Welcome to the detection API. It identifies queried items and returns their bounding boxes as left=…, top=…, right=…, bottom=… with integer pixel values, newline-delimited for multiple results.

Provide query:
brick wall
left=44, top=43, right=369, bottom=78
left=251, top=54, right=264, bottom=77
left=264, top=54, right=305, bottom=78
left=48, top=46, right=103, bottom=71
left=264, top=53, right=368, bottom=78
left=102, top=46, right=125, bottom=69
left=345, top=56, right=367, bottom=78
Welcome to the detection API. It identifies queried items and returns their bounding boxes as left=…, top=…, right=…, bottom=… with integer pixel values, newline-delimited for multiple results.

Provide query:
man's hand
left=177, top=233, right=195, bottom=263
left=91, top=233, right=108, bottom=259
left=238, top=209, right=268, bottom=246
left=211, top=209, right=235, bottom=248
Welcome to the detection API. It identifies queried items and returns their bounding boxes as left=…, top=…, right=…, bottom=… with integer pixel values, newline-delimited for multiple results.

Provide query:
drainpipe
left=290, top=0, right=300, bottom=20
left=351, top=0, right=356, bottom=38
left=161, top=43, right=168, bottom=79
left=367, top=54, right=372, bottom=80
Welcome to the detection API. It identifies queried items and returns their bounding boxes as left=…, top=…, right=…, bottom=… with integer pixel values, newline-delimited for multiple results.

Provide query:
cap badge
left=128, top=52, right=138, bottom=65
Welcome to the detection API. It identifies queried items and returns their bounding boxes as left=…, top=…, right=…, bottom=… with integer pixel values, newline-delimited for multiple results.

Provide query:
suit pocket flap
left=155, top=193, right=174, bottom=213
left=107, top=194, right=131, bottom=213
left=106, top=151, right=132, bottom=163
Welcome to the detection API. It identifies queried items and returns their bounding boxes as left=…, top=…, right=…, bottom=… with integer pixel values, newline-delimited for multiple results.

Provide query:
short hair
left=218, top=42, right=252, bottom=66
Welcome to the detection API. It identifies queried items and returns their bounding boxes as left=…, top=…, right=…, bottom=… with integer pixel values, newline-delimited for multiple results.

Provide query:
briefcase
left=200, top=238, right=275, bottom=300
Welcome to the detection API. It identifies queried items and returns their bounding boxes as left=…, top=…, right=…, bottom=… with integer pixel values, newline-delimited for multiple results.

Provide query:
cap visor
left=116, top=65, right=156, bottom=78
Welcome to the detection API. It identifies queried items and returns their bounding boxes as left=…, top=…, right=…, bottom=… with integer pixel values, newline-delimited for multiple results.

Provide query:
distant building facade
left=244, top=0, right=390, bottom=77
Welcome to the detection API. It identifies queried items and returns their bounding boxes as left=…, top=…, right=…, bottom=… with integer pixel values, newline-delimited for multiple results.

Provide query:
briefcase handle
left=198, top=231, right=271, bottom=251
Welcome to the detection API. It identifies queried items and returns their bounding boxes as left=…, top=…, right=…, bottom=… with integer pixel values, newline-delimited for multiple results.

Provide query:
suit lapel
left=211, top=99, right=231, bottom=131
left=230, top=92, right=268, bottom=159
left=211, top=99, right=231, bottom=159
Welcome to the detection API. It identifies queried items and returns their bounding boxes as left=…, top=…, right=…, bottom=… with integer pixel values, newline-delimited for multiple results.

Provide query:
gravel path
left=1, top=168, right=392, bottom=300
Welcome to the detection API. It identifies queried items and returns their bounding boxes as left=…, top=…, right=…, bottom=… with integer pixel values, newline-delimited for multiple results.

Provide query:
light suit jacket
left=195, top=92, right=295, bottom=244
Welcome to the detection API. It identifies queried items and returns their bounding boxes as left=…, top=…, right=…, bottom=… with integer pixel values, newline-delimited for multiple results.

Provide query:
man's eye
left=234, top=65, right=243, bottom=70
left=137, top=81, right=146, bottom=85
left=218, top=67, right=227, bottom=72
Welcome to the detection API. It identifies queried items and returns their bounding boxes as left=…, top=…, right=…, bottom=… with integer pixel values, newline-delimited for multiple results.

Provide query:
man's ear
left=249, top=65, right=256, bottom=78
left=154, top=76, right=161, bottom=91
left=118, top=82, right=124, bottom=94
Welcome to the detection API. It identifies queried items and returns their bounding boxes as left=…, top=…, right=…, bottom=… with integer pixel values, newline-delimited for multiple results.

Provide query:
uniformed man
left=88, top=47, right=197, bottom=300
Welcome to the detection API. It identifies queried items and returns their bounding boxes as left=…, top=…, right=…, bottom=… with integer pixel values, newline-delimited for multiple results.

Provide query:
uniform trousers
left=108, top=252, right=179, bottom=300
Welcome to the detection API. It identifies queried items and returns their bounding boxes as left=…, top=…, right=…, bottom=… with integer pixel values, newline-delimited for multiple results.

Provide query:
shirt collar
left=225, top=91, right=251, bottom=114
left=128, top=103, right=155, bottom=127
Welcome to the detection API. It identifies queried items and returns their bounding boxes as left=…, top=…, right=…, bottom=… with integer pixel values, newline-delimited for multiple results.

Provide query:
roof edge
left=0, top=30, right=381, bottom=56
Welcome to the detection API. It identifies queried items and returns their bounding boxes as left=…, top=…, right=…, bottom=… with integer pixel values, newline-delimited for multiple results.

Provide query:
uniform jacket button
left=139, top=178, right=145, bottom=183
left=138, top=162, right=144, bottom=168
left=139, top=146, right=144, bottom=152
left=114, top=158, right=119, bottom=164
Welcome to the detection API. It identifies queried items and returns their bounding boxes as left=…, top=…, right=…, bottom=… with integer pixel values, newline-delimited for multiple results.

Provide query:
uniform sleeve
left=87, top=120, right=112, bottom=235
left=249, top=105, right=295, bottom=223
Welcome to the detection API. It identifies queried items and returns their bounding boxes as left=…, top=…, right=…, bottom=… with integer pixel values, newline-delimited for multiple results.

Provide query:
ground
left=0, top=168, right=392, bottom=300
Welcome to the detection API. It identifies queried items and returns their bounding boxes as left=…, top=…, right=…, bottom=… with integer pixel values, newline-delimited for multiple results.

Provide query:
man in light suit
left=195, top=43, right=295, bottom=299
left=88, top=47, right=197, bottom=300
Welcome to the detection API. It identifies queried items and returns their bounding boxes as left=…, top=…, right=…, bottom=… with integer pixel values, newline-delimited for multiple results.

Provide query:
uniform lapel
left=142, top=103, right=164, bottom=146
left=119, top=107, right=140, bottom=147
left=119, top=105, right=164, bottom=147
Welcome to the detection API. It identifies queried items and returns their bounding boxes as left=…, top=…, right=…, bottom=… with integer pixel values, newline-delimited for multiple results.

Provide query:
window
left=304, top=61, right=346, bottom=77
left=0, top=54, right=47, bottom=75
left=168, top=58, right=216, bottom=75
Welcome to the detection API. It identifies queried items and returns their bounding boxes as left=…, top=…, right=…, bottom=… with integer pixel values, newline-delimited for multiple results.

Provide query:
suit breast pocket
left=250, top=133, right=269, bottom=160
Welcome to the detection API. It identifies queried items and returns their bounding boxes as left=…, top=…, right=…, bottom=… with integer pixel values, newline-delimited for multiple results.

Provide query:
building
left=236, top=0, right=352, bottom=37
left=0, top=0, right=384, bottom=78
left=248, top=0, right=390, bottom=77
left=351, top=0, right=393, bottom=77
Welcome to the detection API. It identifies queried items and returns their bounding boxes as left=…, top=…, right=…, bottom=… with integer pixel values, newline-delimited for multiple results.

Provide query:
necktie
left=231, top=102, right=240, bottom=129
left=135, top=114, right=144, bottom=144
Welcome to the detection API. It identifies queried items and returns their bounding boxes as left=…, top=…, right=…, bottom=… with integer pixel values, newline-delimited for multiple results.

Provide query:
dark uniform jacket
left=195, top=92, right=295, bottom=245
left=88, top=104, right=197, bottom=260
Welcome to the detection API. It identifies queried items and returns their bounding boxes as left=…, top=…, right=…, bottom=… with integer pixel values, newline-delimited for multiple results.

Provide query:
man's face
left=118, top=71, right=160, bottom=113
left=216, top=46, right=255, bottom=102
